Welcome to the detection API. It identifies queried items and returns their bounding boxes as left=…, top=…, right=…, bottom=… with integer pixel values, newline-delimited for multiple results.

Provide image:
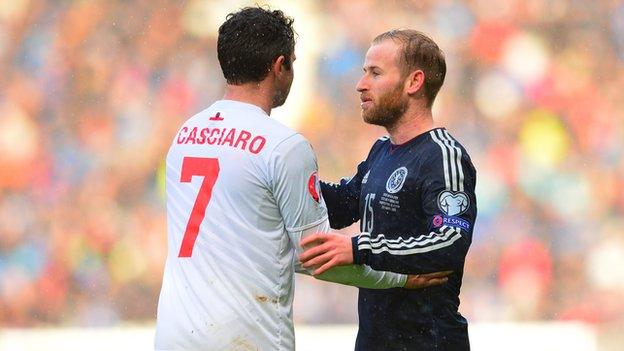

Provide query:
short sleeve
left=268, top=134, right=328, bottom=232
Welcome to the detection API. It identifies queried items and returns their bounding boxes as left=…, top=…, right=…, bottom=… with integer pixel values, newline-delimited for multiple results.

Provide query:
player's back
left=155, top=100, right=303, bottom=350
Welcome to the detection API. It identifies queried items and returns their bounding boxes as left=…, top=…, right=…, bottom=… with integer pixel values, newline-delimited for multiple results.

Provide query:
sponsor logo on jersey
left=308, top=171, right=321, bottom=203
left=209, top=112, right=224, bottom=121
left=437, top=190, right=470, bottom=216
left=385, top=167, right=408, bottom=194
left=362, top=170, right=370, bottom=184
left=432, top=214, right=471, bottom=231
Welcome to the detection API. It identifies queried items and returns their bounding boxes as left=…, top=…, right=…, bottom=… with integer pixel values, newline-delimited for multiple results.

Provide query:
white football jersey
left=155, top=100, right=328, bottom=350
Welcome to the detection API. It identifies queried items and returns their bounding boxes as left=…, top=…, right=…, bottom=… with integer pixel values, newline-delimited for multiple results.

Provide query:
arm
left=271, top=136, right=451, bottom=287
left=294, top=220, right=450, bottom=289
left=292, top=219, right=408, bottom=289
left=320, top=160, right=368, bottom=229
left=269, top=135, right=409, bottom=289
left=301, top=142, right=477, bottom=275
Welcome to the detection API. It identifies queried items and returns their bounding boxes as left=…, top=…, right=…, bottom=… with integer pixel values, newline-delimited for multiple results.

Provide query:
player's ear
left=405, top=70, right=425, bottom=96
left=272, top=55, right=286, bottom=75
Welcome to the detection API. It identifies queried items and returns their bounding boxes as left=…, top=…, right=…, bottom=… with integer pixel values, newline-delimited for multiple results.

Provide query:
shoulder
left=368, top=135, right=390, bottom=156
left=374, top=135, right=390, bottom=147
left=419, top=129, right=476, bottom=189
left=423, top=128, right=473, bottom=162
left=246, top=114, right=305, bottom=157
left=273, top=133, right=312, bottom=156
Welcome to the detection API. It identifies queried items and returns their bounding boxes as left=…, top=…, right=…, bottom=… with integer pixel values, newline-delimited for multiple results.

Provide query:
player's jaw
left=272, top=75, right=293, bottom=108
left=272, top=85, right=291, bottom=108
left=361, top=81, right=408, bottom=128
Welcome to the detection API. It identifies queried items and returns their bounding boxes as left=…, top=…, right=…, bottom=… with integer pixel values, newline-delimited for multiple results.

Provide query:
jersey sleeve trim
left=429, top=129, right=465, bottom=192
left=353, top=225, right=462, bottom=260
left=285, top=214, right=329, bottom=233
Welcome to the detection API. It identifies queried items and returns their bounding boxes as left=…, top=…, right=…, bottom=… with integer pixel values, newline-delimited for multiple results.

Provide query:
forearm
left=299, top=263, right=406, bottom=289
left=293, top=219, right=406, bottom=289
left=351, top=227, right=468, bottom=274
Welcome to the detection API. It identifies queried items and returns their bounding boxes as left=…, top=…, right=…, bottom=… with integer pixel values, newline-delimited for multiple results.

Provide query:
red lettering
left=234, top=130, right=252, bottom=150
left=196, top=128, right=209, bottom=144
left=249, top=136, right=266, bottom=154
left=207, top=128, right=220, bottom=144
left=221, top=128, right=236, bottom=146
left=177, top=127, right=188, bottom=144
left=185, top=127, right=198, bottom=144
left=217, top=128, right=227, bottom=145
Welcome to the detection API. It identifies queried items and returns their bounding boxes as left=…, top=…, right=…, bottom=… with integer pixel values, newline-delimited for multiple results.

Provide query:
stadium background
left=0, top=0, right=623, bottom=349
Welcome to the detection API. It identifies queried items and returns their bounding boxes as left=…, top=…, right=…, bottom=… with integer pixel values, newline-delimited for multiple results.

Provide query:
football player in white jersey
left=155, top=7, right=449, bottom=351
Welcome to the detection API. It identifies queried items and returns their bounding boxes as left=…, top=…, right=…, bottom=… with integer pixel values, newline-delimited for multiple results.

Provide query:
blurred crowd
left=1, top=0, right=623, bottom=333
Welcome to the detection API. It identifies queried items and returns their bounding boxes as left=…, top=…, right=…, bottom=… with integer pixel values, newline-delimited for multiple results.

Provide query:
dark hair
left=217, top=7, right=295, bottom=85
left=373, top=30, right=446, bottom=107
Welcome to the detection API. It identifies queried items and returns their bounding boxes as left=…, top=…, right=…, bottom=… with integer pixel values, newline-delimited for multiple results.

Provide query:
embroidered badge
left=308, top=171, right=321, bottom=203
left=437, top=190, right=470, bottom=216
left=432, top=214, right=444, bottom=228
left=385, top=167, right=408, bottom=194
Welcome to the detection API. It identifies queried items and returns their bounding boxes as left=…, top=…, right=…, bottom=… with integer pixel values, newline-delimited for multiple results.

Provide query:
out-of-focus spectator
left=0, top=0, right=623, bottom=333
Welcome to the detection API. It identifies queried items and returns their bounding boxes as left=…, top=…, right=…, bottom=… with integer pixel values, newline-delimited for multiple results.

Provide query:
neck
left=222, top=82, right=274, bottom=115
left=386, top=104, right=435, bottom=145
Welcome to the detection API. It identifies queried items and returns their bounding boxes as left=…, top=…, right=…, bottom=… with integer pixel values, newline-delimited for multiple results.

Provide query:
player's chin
left=362, top=110, right=381, bottom=125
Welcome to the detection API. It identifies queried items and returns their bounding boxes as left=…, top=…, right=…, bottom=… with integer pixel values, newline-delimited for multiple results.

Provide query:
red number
left=178, top=157, right=220, bottom=257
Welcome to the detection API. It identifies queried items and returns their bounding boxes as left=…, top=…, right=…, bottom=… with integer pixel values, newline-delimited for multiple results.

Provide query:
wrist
left=351, top=234, right=365, bottom=265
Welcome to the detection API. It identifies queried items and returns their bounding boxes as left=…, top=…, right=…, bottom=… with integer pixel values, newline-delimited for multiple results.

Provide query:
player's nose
left=356, top=75, right=368, bottom=92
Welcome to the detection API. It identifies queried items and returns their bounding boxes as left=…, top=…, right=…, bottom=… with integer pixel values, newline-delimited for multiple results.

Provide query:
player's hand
left=403, top=271, right=453, bottom=289
left=299, top=233, right=353, bottom=275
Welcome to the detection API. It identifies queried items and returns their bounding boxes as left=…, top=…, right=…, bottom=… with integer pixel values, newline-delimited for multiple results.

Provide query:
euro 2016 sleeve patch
left=434, top=190, right=472, bottom=231
left=308, top=171, right=321, bottom=203
left=437, top=190, right=469, bottom=216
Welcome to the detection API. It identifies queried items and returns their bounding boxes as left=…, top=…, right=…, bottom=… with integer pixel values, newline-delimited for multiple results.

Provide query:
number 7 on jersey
left=178, top=157, right=220, bottom=257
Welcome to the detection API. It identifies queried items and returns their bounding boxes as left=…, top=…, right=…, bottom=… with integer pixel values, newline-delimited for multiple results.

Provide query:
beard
left=362, top=82, right=408, bottom=128
left=272, top=88, right=289, bottom=108
left=272, top=69, right=293, bottom=108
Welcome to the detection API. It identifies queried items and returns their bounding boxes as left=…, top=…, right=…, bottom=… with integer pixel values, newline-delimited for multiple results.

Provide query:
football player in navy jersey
left=300, top=30, right=477, bottom=351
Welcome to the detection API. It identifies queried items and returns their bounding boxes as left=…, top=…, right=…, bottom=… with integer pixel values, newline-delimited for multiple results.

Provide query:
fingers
left=301, top=251, right=334, bottom=269
left=299, top=239, right=331, bottom=267
left=299, top=242, right=330, bottom=263
left=300, top=233, right=327, bottom=247
left=313, top=259, right=338, bottom=275
left=421, top=270, right=453, bottom=278
left=424, top=277, right=448, bottom=286
left=404, top=274, right=451, bottom=289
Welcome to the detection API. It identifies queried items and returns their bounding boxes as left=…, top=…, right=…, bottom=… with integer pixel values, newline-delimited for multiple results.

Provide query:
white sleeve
left=269, top=134, right=406, bottom=289
left=269, top=134, right=328, bottom=233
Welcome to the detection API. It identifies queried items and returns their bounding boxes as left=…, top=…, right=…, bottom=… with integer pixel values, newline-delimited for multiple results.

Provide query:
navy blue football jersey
left=321, top=128, right=477, bottom=351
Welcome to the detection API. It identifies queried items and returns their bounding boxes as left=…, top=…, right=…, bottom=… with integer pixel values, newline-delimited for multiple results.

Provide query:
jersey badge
left=385, top=167, right=408, bottom=194
left=437, top=190, right=470, bottom=216
left=432, top=214, right=444, bottom=227
left=432, top=214, right=471, bottom=231
left=308, top=171, right=321, bottom=203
